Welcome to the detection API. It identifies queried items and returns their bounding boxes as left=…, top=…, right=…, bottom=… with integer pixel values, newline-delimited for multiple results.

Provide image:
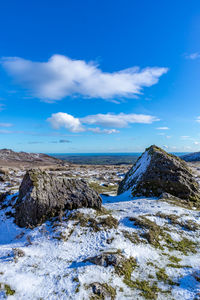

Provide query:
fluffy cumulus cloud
left=47, top=112, right=159, bottom=134
left=1, top=55, right=168, bottom=101
left=47, top=112, right=84, bottom=133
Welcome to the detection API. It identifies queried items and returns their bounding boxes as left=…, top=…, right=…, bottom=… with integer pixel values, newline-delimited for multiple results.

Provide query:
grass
left=68, top=211, right=118, bottom=231
left=89, top=182, right=118, bottom=194
left=129, top=216, right=198, bottom=254
left=129, top=216, right=163, bottom=248
left=161, top=233, right=197, bottom=255
left=168, top=256, right=181, bottom=264
left=114, top=257, right=137, bottom=286
left=126, top=279, right=161, bottom=300
left=122, top=230, right=141, bottom=244
left=156, top=212, right=199, bottom=231
left=156, top=268, right=177, bottom=286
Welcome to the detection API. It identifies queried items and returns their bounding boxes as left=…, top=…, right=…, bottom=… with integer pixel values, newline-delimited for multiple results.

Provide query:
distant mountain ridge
left=181, top=151, right=200, bottom=162
left=0, top=148, right=62, bottom=167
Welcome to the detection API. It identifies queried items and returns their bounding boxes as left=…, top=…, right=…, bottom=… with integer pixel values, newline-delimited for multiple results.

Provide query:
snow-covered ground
left=0, top=191, right=200, bottom=299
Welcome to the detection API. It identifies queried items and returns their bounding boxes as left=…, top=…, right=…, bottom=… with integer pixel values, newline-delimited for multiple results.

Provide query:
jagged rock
left=118, top=145, right=200, bottom=204
left=15, top=169, right=102, bottom=227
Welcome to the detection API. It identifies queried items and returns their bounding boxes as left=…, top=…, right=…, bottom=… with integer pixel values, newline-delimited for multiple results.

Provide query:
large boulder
left=118, top=145, right=200, bottom=204
left=15, top=169, right=102, bottom=227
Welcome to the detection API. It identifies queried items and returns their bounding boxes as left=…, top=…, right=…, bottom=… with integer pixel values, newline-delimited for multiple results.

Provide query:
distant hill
left=181, top=151, right=200, bottom=162
left=0, top=149, right=63, bottom=167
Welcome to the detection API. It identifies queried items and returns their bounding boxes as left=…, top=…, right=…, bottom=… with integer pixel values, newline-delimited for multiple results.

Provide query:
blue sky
left=0, top=0, right=200, bottom=153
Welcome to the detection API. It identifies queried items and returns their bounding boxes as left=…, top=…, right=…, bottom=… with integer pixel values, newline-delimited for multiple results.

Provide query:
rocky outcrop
left=118, top=145, right=200, bottom=204
left=15, top=169, right=102, bottom=227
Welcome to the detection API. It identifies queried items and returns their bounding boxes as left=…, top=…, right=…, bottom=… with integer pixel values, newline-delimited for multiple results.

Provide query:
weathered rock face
left=118, top=145, right=200, bottom=204
left=15, top=169, right=102, bottom=227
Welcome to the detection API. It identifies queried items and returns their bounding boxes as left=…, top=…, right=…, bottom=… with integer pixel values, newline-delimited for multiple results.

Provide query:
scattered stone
left=13, top=248, right=25, bottom=259
left=91, top=282, right=116, bottom=299
left=86, top=251, right=123, bottom=267
left=15, top=169, right=102, bottom=227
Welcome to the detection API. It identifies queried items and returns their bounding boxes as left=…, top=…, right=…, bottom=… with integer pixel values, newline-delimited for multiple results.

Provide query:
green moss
left=101, top=283, right=116, bottom=300
left=114, top=257, right=137, bottom=286
left=126, top=279, right=161, bottom=299
left=30, top=171, right=39, bottom=188
left=162, top=233, right=197, bottom=255
left=169, top=256, right=181, bottom=264
left=156, top=268, right=176, bottom=285
left=0, top=283, right=15, bottom=296
left=167, top=263, right=191, bottom=268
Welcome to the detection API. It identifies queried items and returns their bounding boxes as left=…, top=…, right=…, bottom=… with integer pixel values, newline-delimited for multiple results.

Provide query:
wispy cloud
left=196, top=116, right=200, bottom=123
left=50, top=139, right=71, bottom=143
left=82, top=113, right=159, bottom=128
left=185, top=52, right=200, bottom=60
left=88, top=127, right=119, bottom=134
left=156, top=126, right=169, bottom=130
left=1, top=55, right=168, bottom=101
left=47, top=112, right=159, bottom=134
left=0, top=122, right=13, bottom=128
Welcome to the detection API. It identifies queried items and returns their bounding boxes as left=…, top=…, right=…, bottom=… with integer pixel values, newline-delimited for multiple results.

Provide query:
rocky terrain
left=0, top=146, right=200, bottom=299
left=0, top=148, right=63, bottom=167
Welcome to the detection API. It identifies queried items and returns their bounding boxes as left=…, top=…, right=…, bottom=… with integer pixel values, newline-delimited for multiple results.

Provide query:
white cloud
left=181, top=136, right=190, bottom=140
left=194, top=141, right=200, bottom=145
left=89, top=127, right=119, bottom=134
left=47, top=112, right=85, bottom=133
left=47, top=112, right=159, bottom=134
left=156, top=126, right=169, bottom=130
left=82, top=113, right=159, bottom=128
left=1, top=55, right=168, bottom=101
left=0, top=122, right=13, bottom=127
left=196, top=116, right=200, bottom=123
left=185, top=52, right=200, bottom=60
